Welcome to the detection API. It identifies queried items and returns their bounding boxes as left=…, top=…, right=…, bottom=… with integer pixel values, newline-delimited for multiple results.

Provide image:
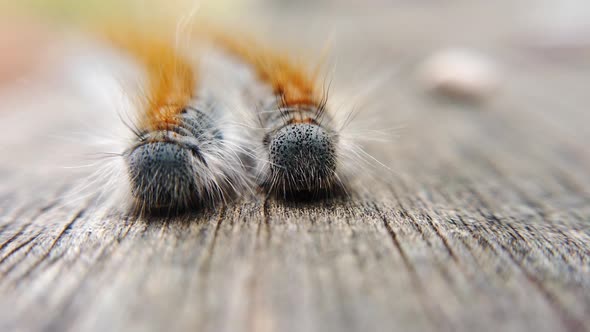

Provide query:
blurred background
left=0, top=0, right=589, bottom=177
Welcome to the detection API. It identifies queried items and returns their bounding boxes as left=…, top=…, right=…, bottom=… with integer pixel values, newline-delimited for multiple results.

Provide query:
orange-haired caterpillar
left=90, top=27, right=251, bottom=212
left=204, top=30, right=345, bottom=198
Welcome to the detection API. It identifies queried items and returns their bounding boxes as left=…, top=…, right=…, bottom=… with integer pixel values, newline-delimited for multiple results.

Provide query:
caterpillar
left=83, top=25, right=252, bottom=213
left=202, top=29, right=346, bottom=199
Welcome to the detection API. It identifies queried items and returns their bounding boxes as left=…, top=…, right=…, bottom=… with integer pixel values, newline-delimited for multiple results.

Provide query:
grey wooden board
left=1, top=3, right=590, bottom=332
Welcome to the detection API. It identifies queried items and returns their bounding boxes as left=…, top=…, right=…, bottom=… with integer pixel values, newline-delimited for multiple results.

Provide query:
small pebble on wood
left=419, top=48, right=500, bottom=102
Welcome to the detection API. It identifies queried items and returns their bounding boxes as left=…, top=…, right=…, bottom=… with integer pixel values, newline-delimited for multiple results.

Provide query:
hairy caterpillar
left=200, top=29, right=351, bottom=199
left=77, top=25, right=252, bottom=213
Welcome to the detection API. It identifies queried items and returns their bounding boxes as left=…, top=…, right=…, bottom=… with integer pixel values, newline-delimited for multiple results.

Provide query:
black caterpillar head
left=265, top=123, right=338, bottom=197
left=124, top=108, right=228, bottom=213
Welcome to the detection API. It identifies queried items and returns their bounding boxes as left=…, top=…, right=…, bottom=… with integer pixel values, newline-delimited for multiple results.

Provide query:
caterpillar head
left=124, top=108, right=239, bottom=213
left=264, top=123, right=339, bottom=198
left=126, top=141, right=205, bottom=211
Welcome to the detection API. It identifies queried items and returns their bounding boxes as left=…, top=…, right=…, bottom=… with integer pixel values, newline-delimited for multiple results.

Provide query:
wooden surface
left=1, top=2, right=590, bottom=332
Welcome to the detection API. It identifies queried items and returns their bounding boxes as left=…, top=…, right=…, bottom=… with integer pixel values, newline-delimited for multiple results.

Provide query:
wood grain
left=1, top=3, right=589, bottom=332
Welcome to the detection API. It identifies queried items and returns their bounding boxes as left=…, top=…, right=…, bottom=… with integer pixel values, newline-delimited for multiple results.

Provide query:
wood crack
left=373, top=203, right=453, bottom=331
left=467, top=187, right=587, bottom=332
left=16, top=207, right=87, bottom=282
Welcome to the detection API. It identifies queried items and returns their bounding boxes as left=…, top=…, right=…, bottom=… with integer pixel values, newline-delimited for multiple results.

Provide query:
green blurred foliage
left=2, top=0, right=247, bottom=23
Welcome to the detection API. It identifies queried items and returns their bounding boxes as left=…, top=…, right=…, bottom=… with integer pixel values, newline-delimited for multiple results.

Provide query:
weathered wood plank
left=1, top=2, right=589, bottom=332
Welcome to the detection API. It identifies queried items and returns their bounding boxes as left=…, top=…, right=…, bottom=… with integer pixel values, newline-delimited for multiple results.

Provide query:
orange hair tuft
left=205, top=28, right=321, bottom=108
left=101, top=26, right=196, bottom=130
